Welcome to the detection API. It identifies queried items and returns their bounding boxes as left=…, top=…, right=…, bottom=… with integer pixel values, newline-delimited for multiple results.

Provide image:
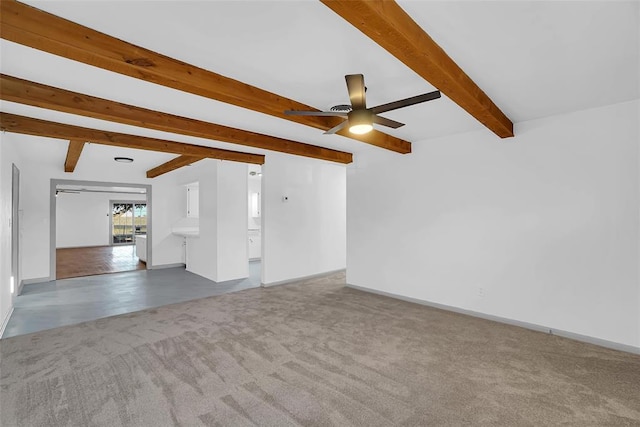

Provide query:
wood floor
left=56, top=245, right=146, bottom=279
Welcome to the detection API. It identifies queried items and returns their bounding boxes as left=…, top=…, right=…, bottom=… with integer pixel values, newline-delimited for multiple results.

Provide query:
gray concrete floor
left=2, top=261, right=261, bottom=338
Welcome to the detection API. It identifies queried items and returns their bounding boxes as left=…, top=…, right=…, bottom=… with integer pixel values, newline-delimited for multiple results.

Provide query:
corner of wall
left=347, top=100, right=640, bottom=348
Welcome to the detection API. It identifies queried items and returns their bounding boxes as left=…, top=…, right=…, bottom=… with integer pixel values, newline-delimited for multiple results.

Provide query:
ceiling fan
left=284, top=74, right=441, bottom=135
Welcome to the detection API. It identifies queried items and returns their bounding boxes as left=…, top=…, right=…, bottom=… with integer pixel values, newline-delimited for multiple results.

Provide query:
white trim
left=261, top=269, right=345, bottom=288
left=21, top=277, right=51, bottom=286
left=0, top=306, right=14, bottom=339
left=19, top=277, right=51, bottom=294
left=346, top=284, right=640, bottom=355
left=148, top=263, right=186, bottom=270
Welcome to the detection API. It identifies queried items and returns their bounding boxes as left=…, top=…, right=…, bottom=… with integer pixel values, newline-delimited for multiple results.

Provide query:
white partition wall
left=183, top=165, right=217, bottom=281
left=262, top=153, right=346, bottom=285
left=183, top=161, right=249, bottom=282
left=347, top=100, right=640, bottom=350
left=217, top=162, right=249, bottom=281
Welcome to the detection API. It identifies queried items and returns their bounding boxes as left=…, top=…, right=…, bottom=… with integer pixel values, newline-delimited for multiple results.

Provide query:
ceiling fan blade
left=324, top=120, right=349, bottom=135
left=345, top=74, right=366, bottom=110
left=370, top=90, right=441, bottom=114
left=284, top=110, right=347, bottom=117
left=372, top=115, right=405, bottom=129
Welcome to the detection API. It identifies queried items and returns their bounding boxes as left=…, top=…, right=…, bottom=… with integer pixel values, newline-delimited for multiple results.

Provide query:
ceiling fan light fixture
left=349, top=123, right=373, bottom=135
left=348, top=110, right=373, bottom=135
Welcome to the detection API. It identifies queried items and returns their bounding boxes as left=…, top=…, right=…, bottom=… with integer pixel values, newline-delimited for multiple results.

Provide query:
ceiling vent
left=329, top=104, right=352, bottom=112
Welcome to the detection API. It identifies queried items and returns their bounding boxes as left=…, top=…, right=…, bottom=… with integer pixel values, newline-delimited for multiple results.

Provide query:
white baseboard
left=21, top=276, right=51, bottom=285
left=262, top=269, right=345, bottom=288
left=20, top=277, right=51, bottom=293
left=0, top=306, right=14, bottom=339
left=346, top=284, right=640, bottom=356
left=148, top=263, right=186, bottom=270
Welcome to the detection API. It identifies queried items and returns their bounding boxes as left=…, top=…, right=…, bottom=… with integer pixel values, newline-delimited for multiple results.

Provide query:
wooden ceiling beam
left=320, top=0, right=514, bottom=138
left=0, top=0, right=410, bottom=153
left=0, top=113, right=265, bottom=166
left=0, top=74, right=352, bottom=164
left=64, top=139, right=85, bottom=172
left=146, top=155, right=205, bottom=178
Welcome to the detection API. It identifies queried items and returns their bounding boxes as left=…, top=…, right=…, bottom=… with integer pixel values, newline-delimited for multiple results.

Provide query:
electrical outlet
left=478, top=287, right=485, bottom=297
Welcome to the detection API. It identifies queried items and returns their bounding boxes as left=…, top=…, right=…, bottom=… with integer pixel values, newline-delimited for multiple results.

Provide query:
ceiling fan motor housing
left=348, top=109, right=372, bottom=125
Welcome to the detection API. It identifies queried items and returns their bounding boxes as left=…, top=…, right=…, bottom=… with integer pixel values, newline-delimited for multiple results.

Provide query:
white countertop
left=173, top=230, right=199, bottom=237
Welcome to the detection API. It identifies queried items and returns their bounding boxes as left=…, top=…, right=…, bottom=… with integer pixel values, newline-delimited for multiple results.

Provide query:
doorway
left=247, top=165, right=262, bottom=284
left=50, top=180, right=152, bottom=281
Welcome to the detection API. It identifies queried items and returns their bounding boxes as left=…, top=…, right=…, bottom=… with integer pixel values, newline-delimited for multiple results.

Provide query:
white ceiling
left=1, top=1, right=638, bottom=175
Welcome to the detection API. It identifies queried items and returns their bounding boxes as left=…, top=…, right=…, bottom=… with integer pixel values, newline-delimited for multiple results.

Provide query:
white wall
left=150, top=178, right=187, bottom=267
left=0, top=134, right=23, bottom=332
left=56, top=191, right=145, bottom=248
left=184, top=163, right=217, bottom=281
left=181, top=160, right=249, bottom=282
left=262, top=153, right=346, bottom=284
left=217, top=162, right=249, bottom=281
left=0, top=133, right=5, bottom=330
left=347, top=100, right=640, bottom=349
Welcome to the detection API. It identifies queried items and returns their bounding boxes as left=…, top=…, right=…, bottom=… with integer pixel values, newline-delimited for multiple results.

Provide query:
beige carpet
left=1, top=271, right=639, bottom=426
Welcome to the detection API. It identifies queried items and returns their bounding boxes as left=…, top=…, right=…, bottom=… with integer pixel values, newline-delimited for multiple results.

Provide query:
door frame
left=50, top=179, right=152, bottom=281
left=11, top=164, right=20, bottom=299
